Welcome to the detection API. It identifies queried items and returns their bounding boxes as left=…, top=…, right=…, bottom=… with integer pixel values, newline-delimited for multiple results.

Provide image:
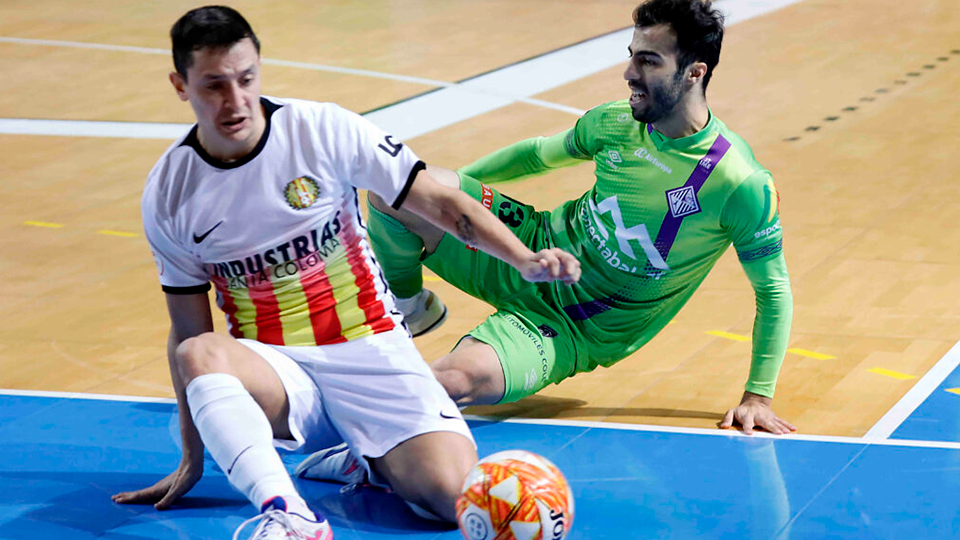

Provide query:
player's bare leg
left=431, top=337, right=507, bottom=406
left=115, top=332, right=330, bottom=538
left=174, top=333, right=292, bottom=438
left=371, top=431, right=478, bottom=522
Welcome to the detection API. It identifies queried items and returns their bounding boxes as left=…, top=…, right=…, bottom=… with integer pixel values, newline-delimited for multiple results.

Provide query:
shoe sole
left=411, top=304, right=448, bottom=337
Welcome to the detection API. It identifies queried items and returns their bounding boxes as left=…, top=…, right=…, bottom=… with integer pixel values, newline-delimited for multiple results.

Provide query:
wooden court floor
left=1, top=0, right=958, bottom=437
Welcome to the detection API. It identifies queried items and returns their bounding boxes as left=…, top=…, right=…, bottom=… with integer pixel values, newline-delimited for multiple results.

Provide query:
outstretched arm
left=113, top=292, right=214, bottom=508
left=720, top=252, right=796, bottom=434
left=458, top=129, right=586, bottom=184
left=401, top=167, right=580, bottom=284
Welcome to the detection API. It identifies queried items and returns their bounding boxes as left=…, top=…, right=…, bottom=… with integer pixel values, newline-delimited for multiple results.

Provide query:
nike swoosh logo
left=227, top=444, right=254, bottom=475
left=193, top=220, right=224, bottom=244
left=440, top=410, right=458, bottom=420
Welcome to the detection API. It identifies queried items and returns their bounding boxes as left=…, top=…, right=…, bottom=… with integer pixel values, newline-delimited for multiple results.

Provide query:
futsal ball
left=456, top=450, right=574, bottom=540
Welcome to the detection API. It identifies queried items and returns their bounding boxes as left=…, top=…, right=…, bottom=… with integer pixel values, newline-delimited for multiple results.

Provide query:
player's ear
left=169, top=71, right=189, bottom=102
left=687, top=62, right=708, bottom=86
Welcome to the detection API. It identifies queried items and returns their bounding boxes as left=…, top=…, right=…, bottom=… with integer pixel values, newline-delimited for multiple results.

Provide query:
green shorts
left=421, top=175, right=580, bottom=403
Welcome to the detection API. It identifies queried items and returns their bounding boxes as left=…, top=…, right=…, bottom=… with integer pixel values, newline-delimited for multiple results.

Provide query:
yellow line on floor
left=946, top=388, right=960, bottom=396
left=24, top=221, right=64, bottom=228
left=787, top=348, right=836, bottom=360
left=424, top=275, right=441, bottom=282
left=705, top=330, right=750, bottom=342
left=868, top=367, right=917, bottom=381
left=97, top=230, right=139, bottom=238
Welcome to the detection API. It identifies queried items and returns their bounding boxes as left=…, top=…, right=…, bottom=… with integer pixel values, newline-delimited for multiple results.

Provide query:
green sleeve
left=720, top=171, right=791, bottom=397
left=457, top=129, right=586, bottom=183
left=720, top=170, right=782, bottom=258
left=741, top=252, right=793, bottom=398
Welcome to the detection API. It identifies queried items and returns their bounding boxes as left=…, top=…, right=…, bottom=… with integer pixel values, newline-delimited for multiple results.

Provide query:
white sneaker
left=396, top=289, right=447, bottom=337
left=295, top=443, right=368, bottom=491
left=232, top=497, right=332, bottom=540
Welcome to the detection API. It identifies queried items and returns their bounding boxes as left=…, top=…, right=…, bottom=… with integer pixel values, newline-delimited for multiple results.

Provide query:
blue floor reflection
left=2, top=394, right=957, bottom=539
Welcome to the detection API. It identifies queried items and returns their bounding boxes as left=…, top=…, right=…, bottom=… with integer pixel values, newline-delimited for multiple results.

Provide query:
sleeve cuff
left=162, top=283, right=211, bottom=295
left=392, top=160, right=425, bottom=210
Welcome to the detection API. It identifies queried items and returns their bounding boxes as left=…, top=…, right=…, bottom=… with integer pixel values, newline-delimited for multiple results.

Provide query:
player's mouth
left=628, top=85, right=646, bottom=105
left=221, top=116, right=249, bottom=133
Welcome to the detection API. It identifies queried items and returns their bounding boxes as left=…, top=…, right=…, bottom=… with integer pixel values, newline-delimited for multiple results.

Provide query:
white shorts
left=238, top=328, right=474, bottom=464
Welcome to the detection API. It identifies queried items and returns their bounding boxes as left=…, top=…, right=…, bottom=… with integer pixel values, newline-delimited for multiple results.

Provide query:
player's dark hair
left=170, top=6, right=260, bottom=80
left=633, top=0, right=724, bottom=91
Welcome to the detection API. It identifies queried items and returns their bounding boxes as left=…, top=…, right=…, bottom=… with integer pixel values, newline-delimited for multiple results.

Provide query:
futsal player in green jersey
left=367, top=0, right=795, bottom=435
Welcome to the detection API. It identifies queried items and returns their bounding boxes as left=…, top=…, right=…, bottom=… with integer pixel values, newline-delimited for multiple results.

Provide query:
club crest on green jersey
left=665, top=185, right=701, bottom=218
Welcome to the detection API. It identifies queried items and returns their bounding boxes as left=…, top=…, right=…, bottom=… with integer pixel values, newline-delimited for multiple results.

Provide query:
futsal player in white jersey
left=111, top=6, right=580, bottom=540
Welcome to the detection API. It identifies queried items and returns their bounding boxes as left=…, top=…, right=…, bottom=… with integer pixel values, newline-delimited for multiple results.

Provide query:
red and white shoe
left=295, top=443, right=367, bottom=491
left=232, top=497, right=333, bottom=540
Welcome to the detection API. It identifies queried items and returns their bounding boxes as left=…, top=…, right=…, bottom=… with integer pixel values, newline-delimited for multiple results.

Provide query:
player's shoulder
left=582, top=99, right=633, bottom=124
left=142, top=127, right=198, bottom=211
left=265, top=95, right=359, bottom=127
left=712, top=116, right=771, bottom=186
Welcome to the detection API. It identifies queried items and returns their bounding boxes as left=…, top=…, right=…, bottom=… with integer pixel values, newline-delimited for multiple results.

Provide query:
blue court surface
left=2, top=391, right=959, bottom=540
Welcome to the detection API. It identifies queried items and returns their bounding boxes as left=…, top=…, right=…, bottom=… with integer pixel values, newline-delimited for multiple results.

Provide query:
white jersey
left=142, top=96, right=422, bottom=346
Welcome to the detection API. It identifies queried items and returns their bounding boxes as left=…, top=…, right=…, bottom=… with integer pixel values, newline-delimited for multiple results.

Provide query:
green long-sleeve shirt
left=460, top=100, right=792, bottom=397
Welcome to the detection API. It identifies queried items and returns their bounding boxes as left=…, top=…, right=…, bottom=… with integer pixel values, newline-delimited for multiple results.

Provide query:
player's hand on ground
left=519, top=248, right=581, bottom=284
left=720, top=391, right=796, bottom=435
left=111, top=457, right=204, bottom=509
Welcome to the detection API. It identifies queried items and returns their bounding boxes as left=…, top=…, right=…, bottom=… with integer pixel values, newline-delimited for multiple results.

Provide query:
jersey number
left=497, top=201, right=525, bottom=228
left=378, top=135, right=403, bottom=157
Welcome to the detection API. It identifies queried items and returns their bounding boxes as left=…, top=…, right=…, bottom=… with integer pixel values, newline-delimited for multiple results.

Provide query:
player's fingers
left=719, top=409, right=735, bottom=429
left=758, top=415, right=785, bottom=435
left=561, top=256, right=581, bottom=281
left=154, top=483, right=186, bottom=511
left=538, top=251, right=560, bottom=278
left=775, top=418, right=795, bottom=434
left=741, top=412, right=755, bottom=435
left=779, top=418, right=797, bottom=432
left=112, top=484, right=164, bottom=505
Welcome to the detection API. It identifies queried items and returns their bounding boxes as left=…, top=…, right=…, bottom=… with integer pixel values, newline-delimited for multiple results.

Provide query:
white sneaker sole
left=410, top=304, right=448, bottom=337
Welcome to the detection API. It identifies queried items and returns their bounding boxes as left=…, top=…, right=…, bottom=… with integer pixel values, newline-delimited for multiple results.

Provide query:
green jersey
left=544, top=100, right=784, bottom=362
left=452, top=100, right=791, bottom=399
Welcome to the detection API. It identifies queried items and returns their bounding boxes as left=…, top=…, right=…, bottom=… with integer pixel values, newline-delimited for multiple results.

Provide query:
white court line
left=864, top=338, right=960, bottom=439
left=4, top=387, right=960, bottom=450
left=0, top=36, right=450, bottom=88
left=0, top=118, right=192, bottom=139
left=30, top=0, right=950, bottom=446
left=0, top=388, right=176, bottom=404
left=0, top=0, right=808, bottom=140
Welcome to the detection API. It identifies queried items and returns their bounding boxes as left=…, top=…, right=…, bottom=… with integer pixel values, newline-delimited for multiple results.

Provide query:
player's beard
left=630, top=68, right=686, bottom=124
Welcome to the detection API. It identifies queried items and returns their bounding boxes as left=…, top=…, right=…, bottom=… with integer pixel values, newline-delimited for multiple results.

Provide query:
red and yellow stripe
left=211, top=218, right=394, bottom=346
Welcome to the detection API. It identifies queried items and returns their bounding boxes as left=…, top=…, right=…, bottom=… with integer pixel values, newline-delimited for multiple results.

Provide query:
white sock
left=186, top=373, right=314, bottom=519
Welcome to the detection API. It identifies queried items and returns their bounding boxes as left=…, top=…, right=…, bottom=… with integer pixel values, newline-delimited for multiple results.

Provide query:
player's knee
left=432, top=364, right=477, bottom=403
left=433, top=356, right=502, bottom=405
left=175, top=333, right=232, bottom=382
left=405, top=463, right=470, bottom=522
